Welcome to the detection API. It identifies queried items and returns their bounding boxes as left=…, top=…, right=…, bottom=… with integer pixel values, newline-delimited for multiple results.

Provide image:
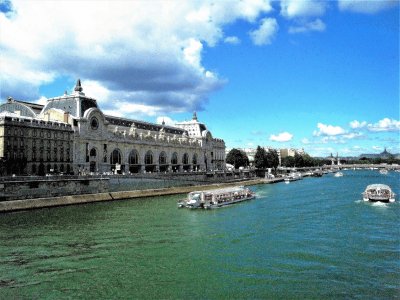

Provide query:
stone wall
left=0, top=176, right=109, bottom=201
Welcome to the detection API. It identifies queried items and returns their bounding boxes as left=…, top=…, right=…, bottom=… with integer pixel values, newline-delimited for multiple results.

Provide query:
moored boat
left=311, top=170, right=323, bottom=177
left=362, top=184, right=395, bottom=203
left=178, top=186, right=256, bottom=209
left=334, top=172, right=343, bottom=177
left=284, top=172, right=302, bottom=183
left=379, top=169, right=388, bottom=175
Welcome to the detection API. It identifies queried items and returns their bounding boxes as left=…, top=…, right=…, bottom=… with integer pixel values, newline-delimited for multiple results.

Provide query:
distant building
left=0, top=80, right=225, bottom=175
left=359, top=148, right=397, bottom=160
left=279, top=148, right=305, bottom=166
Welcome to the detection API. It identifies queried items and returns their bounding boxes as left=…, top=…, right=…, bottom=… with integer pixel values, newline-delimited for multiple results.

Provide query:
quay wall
left=0, top=178, right=281, bottom=213
left=0, top=176, right=109, bottom=201
left=0, top=170, right=255, bottom=201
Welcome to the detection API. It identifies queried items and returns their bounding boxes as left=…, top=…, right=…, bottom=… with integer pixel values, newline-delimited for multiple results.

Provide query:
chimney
left=64, top=112, right=69, bottom=123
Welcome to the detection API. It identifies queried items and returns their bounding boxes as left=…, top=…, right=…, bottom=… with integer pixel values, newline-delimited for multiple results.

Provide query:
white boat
left=284, top=172, right=302, bottom=183
left=334, top=172, right=343, bottom=177
left=362, top=184, right=395, bottom=203
left=178, top=186, right=255, bottom=209
left=379, top=169, right=388, bottom=175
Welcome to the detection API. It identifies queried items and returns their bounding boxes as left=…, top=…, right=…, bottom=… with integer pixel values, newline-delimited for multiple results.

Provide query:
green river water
left=0, top=170, right=399, bottom=299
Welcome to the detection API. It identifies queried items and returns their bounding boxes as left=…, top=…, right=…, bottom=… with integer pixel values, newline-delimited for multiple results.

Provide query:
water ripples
left=0, top=170, right=399, bottom=299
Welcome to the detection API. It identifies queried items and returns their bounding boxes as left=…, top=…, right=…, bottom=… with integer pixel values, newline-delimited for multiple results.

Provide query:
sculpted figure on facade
left=129, top=123, right=137, bottom=138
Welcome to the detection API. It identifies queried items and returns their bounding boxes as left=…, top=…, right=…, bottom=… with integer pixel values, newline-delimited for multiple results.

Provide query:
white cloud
left=269, top=131, right=293, bottom=142
left=183, top=38, right=203, bottom=68
left=37, top=96, right=48, bottom=106
left=367, top=118, right=400, bottom=132
left=224, top=36, right=241, bottom=45
left=288, top=18, right=326, bottom=33
left=155, top=116, right=179, bottom=126
left=342, top=132, right=364, bottom=139
left=349, top=120, right=367, bottom=129
left=280, top=0, right=327, bottom=18
left=313, top=123, right=346, bottom=136
left=338, top=0, right=398, bottom=14
left=103, top=101, right=164, bottom=119
left=249, top=17, right=279, bottom=46
left=0, top=0, right=273, bottom=117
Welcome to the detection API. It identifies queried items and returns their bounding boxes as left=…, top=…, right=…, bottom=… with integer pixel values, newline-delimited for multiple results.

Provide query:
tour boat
left=362, top=184, right=395, bottom=203
left=178, top=186, right=255, bottom=209
left=284, top=172, right=302, bottom=183
left=334, top=172, right=343, bottom=177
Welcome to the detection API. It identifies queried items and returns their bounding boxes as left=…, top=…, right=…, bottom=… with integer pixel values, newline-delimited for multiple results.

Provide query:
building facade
left=0, top=80, right=226, bottom=175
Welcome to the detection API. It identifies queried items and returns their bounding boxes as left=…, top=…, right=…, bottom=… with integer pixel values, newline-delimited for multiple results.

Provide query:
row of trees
left=226, top=146, right=400, bottom=171
left=226, top=147, right=330, bottom=170
left=345, top=156, right=400, bottom=165
left=281, top=153, right=330, bottom=168
left=225, top=146, right=280, bottom=171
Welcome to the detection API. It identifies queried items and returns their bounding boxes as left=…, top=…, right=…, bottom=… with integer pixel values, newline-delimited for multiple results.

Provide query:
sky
left=0, top=0, right=399, bottom=157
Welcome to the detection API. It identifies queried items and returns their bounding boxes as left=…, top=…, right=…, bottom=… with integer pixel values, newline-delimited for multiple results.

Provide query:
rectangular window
left=86, top=143, right=89, bottom=162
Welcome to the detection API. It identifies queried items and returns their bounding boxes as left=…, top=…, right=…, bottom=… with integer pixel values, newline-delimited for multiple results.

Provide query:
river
left=0, top=170, right=399, bottom=299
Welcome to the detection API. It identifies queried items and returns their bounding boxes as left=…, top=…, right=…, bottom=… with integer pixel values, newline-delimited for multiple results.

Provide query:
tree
left=226, top=149, right=249, bottom=169
left=281, top=156, right=295, bottom=167
left=294, top=153, right=304, bottom=167
left=254, top=146, right=267, bottom=169
left=265, top=149, right=279, bottom=172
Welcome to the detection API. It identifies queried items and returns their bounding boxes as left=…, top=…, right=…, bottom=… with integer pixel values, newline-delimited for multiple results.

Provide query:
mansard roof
left=105, top=115, right=186, bottom=135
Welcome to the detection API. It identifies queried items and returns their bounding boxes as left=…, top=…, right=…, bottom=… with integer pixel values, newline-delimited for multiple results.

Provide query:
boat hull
left=363, top=196, right=395, bottom=203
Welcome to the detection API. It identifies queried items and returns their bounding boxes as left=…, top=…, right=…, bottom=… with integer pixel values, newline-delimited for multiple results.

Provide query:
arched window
left=145, top=150, right=153, bottom=165
left=90, top=148, right=97, bottom=157
left=182, top=153, right=189, bottom=165
left=32, top=164, right=37, bottom=175
left=192, top=154, right=198, bottom=165
left=129, top=150, right=139, bottom=165
left=110, top=149, right=122, bottom=165
left=171, top=152, right=178, bottom=165
left=159, top=152, right=167, bottom=165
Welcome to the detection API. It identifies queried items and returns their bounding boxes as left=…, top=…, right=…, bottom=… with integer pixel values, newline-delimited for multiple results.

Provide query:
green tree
left=254, top=146, right=267, bottom=169
left=281, top=156, right=295, bottom=167
left=265, top=149, right=279, bottom=172
left=294, top=153, right=304, bottom=167
left=226, top=149, right=249, bottom=169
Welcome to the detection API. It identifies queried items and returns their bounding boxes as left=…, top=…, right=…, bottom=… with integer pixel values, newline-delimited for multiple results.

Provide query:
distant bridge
left=278, top=164, right=400, bottom=172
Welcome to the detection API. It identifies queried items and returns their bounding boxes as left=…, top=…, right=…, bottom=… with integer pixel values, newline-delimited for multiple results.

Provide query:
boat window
left=190, top=193, right=201, bottom=201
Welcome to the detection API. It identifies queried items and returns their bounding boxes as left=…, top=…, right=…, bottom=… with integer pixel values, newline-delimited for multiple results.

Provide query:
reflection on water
left=0, top=170, right=399, bottom=299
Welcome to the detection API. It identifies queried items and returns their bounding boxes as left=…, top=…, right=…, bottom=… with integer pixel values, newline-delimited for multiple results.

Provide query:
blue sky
left=1, top=0, right=399, bottom=157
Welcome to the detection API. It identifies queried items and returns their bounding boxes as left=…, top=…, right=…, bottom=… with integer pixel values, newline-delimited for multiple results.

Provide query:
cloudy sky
left=1, top=0, right=399, bottom=157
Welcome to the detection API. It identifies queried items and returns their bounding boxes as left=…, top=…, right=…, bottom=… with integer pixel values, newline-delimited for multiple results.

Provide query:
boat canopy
left=365, top=184, right=391, bottom=190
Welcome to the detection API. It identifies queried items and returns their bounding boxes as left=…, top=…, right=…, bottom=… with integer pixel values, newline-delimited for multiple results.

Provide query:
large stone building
left=0, top=80, right=225, bottom=175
